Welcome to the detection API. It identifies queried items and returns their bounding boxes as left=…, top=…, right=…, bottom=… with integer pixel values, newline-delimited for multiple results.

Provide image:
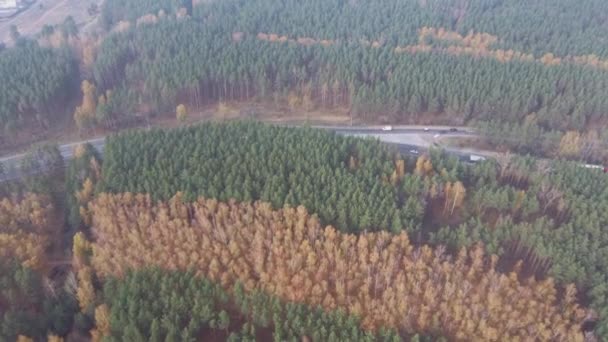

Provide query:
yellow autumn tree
left=73, top=232, right=92, bottom=269
left=88, top=193, right=587, bottom=340
left=77, top=266, right=95, bottom=311
left=75, top=178, right=96, bottom=226
left=76, top=178, right=95, bottom=204
left=414, top=155, right=433, bottom=176
left=73, top=144, right=87, bottom=159
left=449, top=181, right=466, bottom=215
left=558, top=131, right=582, bottom=158
left=396, top=159, right=406, bottom=177
left=73, top=230, right=96, bottom=312
left=47, top=335, right=64, bottom=342
left=0, top=193, right=56, bottom=271
left=91, top=304, right=111, bottom=342
left=74, top=80, right=97, bottom=131
left=176, top=104, right=187, bottom=123
left=287, top=91, right=301, bottom=111
left=0, top=233, right=47, bottom=270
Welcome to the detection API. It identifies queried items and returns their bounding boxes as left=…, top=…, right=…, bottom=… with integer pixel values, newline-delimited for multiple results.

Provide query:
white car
left=423, top=127, right=430, bottom=132
left=470, top=155, right=486, bottom=162
left=382, top=125, right=393, bottom=131
left=409, top=149, right=419, bottom=154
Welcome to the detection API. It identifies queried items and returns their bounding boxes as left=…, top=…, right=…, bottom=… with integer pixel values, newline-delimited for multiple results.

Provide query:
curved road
left=0, top=125, right=479, bottom=182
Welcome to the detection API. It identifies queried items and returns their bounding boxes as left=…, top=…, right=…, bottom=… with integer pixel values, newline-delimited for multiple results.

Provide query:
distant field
left=0, top=0, right=100, bottom=43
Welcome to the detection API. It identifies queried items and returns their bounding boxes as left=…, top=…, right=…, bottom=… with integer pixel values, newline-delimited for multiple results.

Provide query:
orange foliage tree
left=89, top=193, right=587, bottom=341
left=0, top=193, right=58, bottom=271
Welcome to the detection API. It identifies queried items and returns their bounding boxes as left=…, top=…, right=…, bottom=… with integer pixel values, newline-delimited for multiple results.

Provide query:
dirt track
left=0, top=0, right=100, bottom=43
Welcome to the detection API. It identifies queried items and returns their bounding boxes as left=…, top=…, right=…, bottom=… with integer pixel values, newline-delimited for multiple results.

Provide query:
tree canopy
left=91, top=13, right=608, bottom=149
left=97, top=122, right=608, bottom=337
left=0, top=41, right=77, bottom=133
left=100, top=268, right=408, bottom=341
left=100, top=122, right=423, bottom=233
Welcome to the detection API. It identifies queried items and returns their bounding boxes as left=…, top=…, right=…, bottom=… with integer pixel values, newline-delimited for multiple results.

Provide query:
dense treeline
left=1, top=0, right=606, bottom=157
left=0, top=41, right=77, bottom=133
left=89, top=192, right=587, bottom=340
left=92, top=17, right=608, bottom=135
left=2, top=0, right=608, bottom=339
left=195, top=0, right=608, bottom=58
left=434, top=156, right=608, bottom=337
left=106, top=0, right=608, bottom=58
left=100, top=123, right=425, bottom=233
left=100, top=268, right=411, bottom=341
left=1, top=0, right=606, bottom=155
left=0, top=260, right=78, bottom=341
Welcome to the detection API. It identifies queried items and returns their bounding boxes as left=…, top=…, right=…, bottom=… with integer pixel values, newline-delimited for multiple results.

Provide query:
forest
left=1, top=122, right=608, bottom=340
left=87, top=0, right=608, bottom=159
left=92, top=17, right=608, bottom=131
left=0, top=40, right=77, bottom=134
left=1, top=0, right=608, bottom=159
left=99, top=268, right=409, bottom=341
left=104, top=0, right=608, bottom=58
left=2, top=0, right=608, bottom=339
left=98, top=123, right=607, bottom=338
left=100, top=122, right=422, bottom=233
left=0, top=147, right=79, bottom=341
left=88, top=192, right=585, bottom=340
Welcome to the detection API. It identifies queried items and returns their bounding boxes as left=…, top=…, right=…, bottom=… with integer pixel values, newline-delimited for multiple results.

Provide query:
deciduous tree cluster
left=89, top=193, right=587, bottom=340
left=0, top=192, right=58, bottom=270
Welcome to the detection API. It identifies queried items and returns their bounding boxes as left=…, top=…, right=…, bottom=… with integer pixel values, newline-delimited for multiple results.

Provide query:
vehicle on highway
left=450, top=128, right=458, bottom=132
left=423, top=127, right=430, bottom=131
left=381, top=125, right=393, bottom=131
left=433, top=134, right=440, bottom=138
left=409, top=149, right=419, bottom=155
left=470, top=154, right=486, bottom=162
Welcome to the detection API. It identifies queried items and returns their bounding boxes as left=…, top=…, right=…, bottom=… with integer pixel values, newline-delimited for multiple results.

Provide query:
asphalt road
left=0, top=126, right=479, bottom=182
left=0, top=137, right=105, bottom=182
